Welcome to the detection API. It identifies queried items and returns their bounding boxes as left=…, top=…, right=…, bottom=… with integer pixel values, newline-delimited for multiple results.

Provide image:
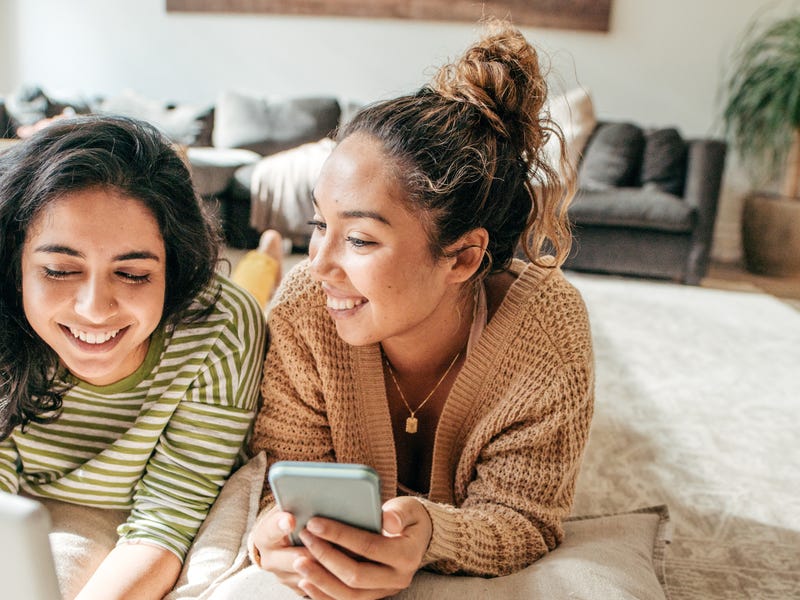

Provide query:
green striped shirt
left=0, top=274, right=266, bottom=560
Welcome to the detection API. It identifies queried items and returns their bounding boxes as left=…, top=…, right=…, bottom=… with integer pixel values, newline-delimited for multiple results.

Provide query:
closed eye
left=117, top=271, right=151, bottom=284
left=43, top=267, right=77, bottom=280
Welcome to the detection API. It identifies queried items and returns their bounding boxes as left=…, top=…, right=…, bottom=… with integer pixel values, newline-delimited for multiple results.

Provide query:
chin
left=334, top=323, right=379, bottom=348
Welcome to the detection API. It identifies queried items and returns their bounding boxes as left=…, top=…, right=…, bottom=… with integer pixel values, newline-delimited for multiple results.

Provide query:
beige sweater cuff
left=416, top=498, right=462, bottom=568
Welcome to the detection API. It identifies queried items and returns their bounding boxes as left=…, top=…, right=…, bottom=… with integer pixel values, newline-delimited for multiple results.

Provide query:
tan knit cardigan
left=249, top=258, right=595, bottom=577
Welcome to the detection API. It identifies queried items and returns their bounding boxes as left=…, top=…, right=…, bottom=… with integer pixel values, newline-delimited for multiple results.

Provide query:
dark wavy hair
left=338, top=19, right=574, bottom=277
left=0, top=115, right=221, bottom=439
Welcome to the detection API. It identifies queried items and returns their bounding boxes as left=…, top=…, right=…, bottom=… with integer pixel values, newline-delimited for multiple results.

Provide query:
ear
left=443, top=228, right=489, bottom=284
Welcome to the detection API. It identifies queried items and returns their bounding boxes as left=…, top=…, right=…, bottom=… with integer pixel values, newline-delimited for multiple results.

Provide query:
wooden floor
left=703, top=261, right=800, bottom=302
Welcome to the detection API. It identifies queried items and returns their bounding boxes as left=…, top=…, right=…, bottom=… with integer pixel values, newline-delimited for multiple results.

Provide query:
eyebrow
left=311, top=197, right=391, bottom=226
left=34, top=244, right=162, bottom=262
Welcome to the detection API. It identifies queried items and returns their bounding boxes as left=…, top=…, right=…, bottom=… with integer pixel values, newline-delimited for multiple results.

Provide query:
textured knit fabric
left=249, top=258, right=595, bottom=577
left=0, top=274, right=266, bottom=561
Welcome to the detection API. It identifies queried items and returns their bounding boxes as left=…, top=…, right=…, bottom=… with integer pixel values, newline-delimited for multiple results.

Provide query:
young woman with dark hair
left=0, top=115, right=266, bottom=599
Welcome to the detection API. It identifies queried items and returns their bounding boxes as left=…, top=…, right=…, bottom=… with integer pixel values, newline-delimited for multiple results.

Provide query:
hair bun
left=432, top=19, right=547, bottom=141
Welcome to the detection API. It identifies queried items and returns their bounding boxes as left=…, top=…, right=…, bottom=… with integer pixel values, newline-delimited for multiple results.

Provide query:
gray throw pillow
left=639, top=127, right=687, bottom=196
left=578, top=122, right=645, bottom=191
left=94, top=90, right=213, bottom=146
left=213, top=91, right=341, bottom=156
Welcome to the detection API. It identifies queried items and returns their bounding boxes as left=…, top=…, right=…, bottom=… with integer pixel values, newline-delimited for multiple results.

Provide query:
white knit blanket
left=249, top=138, right=335, bottom=238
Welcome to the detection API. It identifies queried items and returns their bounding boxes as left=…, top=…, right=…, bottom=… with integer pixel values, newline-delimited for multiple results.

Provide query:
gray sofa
left=564, top=122, right=727, bottom=285
left=3, top=90, right=728, bottom=283
left=0, top=86, right=350, bottom=250
left=184, top=91, right=349, bottom=249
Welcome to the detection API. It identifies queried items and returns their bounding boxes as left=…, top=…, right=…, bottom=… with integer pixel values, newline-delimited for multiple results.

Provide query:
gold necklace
left=383, top=351, right=461, bottom=434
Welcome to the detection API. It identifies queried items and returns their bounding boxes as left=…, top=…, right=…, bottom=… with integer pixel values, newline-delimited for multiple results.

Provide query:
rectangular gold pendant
left=405, top=417, right=418, bottom=434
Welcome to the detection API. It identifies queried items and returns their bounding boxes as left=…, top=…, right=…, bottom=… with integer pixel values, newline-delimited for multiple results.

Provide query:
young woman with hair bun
left=245, top=18, right=594, bottom=599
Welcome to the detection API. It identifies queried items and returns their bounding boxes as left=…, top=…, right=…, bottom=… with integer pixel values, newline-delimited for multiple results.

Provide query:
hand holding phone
left=268, top=461, right=382, bottom=546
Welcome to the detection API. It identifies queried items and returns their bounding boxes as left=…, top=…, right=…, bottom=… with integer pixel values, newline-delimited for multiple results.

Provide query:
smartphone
left=268, top=461, right=383, bottom=546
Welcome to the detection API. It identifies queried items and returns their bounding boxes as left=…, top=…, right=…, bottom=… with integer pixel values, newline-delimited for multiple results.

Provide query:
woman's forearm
left=73, top=542, right=181, bottom=600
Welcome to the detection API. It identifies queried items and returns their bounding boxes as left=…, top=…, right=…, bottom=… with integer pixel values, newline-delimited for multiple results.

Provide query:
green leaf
left=721, top=12, right=800, bottom=188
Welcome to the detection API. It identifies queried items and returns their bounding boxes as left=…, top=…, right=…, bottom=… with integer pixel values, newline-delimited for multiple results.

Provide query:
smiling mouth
left=67, top=326, right=122, bottom=344
left=326, top=296, right=366, bottom=311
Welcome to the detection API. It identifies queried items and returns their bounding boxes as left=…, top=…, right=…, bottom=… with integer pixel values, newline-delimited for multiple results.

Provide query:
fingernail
left=294, top=558, right=309, bottom=577
left=306, top=519, right=322, bottom=534
left=279, top=516, right=292, bottom=532
left=298, top=530, right=312, bottom=547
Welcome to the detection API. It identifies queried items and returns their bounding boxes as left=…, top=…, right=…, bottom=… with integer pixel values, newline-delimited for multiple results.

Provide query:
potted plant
left=722, top=11, right=800, bottom=276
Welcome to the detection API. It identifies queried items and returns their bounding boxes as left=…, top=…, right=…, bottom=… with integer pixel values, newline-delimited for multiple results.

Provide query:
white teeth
left=326, top=297, right=363, bottom=310
left=68, top=327, right=120, bottom=344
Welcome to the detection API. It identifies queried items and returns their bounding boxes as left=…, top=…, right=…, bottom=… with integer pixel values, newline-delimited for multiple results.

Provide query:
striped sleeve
left=0, top=438, right=20, bottom=493
left=117, top=276, right=267, bottom=559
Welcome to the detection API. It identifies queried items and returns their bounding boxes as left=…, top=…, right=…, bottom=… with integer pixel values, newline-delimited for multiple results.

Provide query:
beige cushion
left=395, top=505, right=670, bottom=599
left=544, top=87, right=597, bottom=172
left=42, top=497, right=129, bottom=600
left=206, top=504, right=670, bottom=600
left=42, top=453, right=267, bottom=600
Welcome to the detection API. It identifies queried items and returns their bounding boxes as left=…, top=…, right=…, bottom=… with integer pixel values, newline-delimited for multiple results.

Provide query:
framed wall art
left=166, top=0, right=613, bottom=32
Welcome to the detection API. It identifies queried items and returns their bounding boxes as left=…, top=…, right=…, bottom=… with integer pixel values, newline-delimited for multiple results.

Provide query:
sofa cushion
left=212, top=91, right=341, bottom=156
left=570, top=187, right=695, bottom=233
left=544, top=87, right=597, bottom=171
left=579, top=122, right=646, bottom=190
left=639, top=127, right=688, bottom=196
left=94, top=90, right=213, bottom=146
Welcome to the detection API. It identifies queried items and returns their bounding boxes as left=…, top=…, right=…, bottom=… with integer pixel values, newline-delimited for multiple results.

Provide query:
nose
left=74, top=276, right=118, bottom=322
left=308, top=232, right=342, bottom=283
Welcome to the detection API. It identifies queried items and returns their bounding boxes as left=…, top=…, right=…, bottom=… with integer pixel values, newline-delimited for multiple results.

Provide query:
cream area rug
left=566, top=272, right=800, bottom=599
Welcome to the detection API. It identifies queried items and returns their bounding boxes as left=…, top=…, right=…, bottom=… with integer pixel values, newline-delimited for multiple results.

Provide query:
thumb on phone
left=381, top=496, right=431, bottom=537
left=250, top=507, right=296, bottom=556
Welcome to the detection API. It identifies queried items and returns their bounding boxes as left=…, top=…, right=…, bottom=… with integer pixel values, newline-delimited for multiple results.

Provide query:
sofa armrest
left=684, top=139, right=726, bottom=211
left=683, top=139, right=727, bottom=283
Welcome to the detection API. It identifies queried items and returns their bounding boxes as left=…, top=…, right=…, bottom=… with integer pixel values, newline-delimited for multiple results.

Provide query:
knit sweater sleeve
left=420, top=339, right=594, bottom=575
left=248, top=278, right=337, bottom=512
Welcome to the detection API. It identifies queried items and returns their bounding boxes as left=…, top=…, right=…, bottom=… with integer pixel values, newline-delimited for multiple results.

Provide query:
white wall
left=0, top=0, right=18, bottom=92
left=2, top=0, right=793, bottom=263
